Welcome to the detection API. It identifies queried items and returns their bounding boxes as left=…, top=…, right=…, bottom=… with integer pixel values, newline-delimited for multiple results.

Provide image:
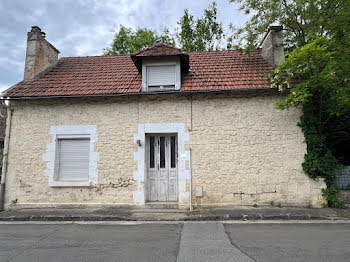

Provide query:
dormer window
left=142, top=58, right=181, bottom=91
left=130, top=41, right=190, bottom=92
left=147, top=65, right=176, bottom=91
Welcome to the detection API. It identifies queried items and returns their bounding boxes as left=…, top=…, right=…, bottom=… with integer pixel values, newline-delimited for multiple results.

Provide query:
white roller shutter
left=57, top=139, right=90, bottom=181
left=147, top=65, right=176, bottom=86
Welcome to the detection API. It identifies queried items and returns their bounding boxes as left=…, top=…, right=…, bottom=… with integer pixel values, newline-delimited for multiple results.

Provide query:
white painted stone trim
left=43, top=125, right=99, bottom=187
left=133, top=123, right=190, bottom=205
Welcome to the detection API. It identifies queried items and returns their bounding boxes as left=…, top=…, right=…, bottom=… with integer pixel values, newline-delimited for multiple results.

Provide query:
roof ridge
left=59, top=48, right=262, bottom=60
left=59, top=54, right=131, bottom=59
left=189, top=48, right=262, bottom=54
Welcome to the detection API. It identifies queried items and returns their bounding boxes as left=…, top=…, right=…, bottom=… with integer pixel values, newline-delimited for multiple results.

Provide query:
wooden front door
left=146, top=134, right=178, bottom=202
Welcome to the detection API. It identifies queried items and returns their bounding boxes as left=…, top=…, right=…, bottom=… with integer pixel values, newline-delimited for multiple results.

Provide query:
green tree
left=177, top=2, right=224, bottom=51
left=103, top=26, right=175, bottom=55
left=177, top=10, right=196, bottom=52
left=104, top=2, right=225, bottom=54
left=271, top=37, right=350, bottom=186
left=228, top=0, right=350, bottom=52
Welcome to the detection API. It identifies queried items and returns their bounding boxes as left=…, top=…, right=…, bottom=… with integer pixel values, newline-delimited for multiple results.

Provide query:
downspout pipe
left=189, top=148, right=193, bottom=211
left=0, top=101, right=12, bottom=211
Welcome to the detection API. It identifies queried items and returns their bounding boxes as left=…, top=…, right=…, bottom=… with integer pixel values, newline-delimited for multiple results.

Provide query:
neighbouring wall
left=4, top=93, right=326, bottom=207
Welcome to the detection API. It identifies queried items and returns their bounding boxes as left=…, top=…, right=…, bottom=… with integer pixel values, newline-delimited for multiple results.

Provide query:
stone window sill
left=49, top=180, right=92, bottom=187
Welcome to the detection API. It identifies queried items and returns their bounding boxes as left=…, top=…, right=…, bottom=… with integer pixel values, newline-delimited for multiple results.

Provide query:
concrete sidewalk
left=0, top=205, right=347, bottom=222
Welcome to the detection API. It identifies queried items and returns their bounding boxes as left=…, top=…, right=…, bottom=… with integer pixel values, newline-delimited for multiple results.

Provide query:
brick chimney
left=261, top=26, right=284, bottom=67
left=24, top=26, right=60, bottom=80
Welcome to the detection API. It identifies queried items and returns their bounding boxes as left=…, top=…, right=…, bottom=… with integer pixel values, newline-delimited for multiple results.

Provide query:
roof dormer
left=131, top=41, right=189, bottom=92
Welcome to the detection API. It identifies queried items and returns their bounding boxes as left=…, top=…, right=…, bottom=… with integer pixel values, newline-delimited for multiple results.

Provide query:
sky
left=0, top=0, right=248, bottom=92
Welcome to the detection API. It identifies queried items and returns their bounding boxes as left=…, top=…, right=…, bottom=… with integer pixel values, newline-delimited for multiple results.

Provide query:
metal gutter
left=0, top=101, right=12, bottom=211
left=1, top=88, right=279, bottom=101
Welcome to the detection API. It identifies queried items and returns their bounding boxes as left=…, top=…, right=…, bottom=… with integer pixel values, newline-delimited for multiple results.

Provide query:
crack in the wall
left=98, top=179, right=135, bottom=189
left=233, top=190, right=277, bottom=200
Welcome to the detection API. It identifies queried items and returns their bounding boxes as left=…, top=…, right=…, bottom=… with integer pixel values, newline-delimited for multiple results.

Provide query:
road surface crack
left=223, top=224, right=258, bottom=262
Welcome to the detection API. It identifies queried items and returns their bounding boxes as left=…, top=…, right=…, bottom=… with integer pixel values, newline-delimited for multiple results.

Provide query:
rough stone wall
left=4, top=93, right=326, bottom=207
left=261, top=27, right=284, bottom=67
left=33, top=40, right=59, bottom=77
left=190, top=93, right=325, bottom=207
left=337, top=191, right=350, bottom=205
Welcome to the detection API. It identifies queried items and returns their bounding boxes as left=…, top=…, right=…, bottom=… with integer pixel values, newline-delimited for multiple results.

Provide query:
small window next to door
left=160, top=136, right=165, bottom=168
left=171, top=136, right=176, bottom=168
left=150, top=136, right=155, bottom=168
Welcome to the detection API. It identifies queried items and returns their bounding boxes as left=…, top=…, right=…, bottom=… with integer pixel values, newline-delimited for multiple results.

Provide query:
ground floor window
left=43, top=125, right=98, bottom=187
left=56, top=138, right=90, bottom=182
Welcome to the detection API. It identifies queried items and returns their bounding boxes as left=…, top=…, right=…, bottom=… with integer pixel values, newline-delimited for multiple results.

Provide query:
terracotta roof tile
left=131, top=42, right=187, bottom=57
left=3, top=49, right=273, bottom=98
left=131, top=43, right=190, bottom=72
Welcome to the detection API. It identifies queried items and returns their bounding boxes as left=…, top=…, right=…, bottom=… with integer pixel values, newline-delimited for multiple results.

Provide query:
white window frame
left=141, top=57, right=181, bottom=92
left=54, top=135, right=91, bottom=183
left=43, top=125, right=99, bottom=187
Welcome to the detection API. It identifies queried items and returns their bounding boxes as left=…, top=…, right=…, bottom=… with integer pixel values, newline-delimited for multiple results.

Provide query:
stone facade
left=261, top=26, right=285, bottom=67
left=4, top=92, right=326, bottom=208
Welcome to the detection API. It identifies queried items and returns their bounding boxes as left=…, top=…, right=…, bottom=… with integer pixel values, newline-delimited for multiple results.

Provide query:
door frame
left=145, top=133, right=178, bottom=203
left=133, top=123, right=190, bottom=206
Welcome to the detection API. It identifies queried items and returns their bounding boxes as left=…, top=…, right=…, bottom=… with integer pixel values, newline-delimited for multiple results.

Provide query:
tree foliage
left=271, top=37, right=350, bottom=187
left=104, top=2, right=224, bottom=54
left=103, top=26, right=175, bottom=55
left=272, top=37, right=350, bottom=115
left=177, top=2, right=224, bottom=51
left=229, top=0, right=350, bottom=52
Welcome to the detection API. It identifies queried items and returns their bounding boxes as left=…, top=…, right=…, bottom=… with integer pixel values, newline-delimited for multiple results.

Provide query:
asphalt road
left=0, top=222, right=349, bottom=262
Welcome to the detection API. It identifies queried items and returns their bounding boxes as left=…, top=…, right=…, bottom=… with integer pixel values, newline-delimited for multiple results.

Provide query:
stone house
left=0, top=26, right=326, bottom=209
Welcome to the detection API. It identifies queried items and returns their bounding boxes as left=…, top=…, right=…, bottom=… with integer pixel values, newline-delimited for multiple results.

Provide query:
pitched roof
left=3, top=49, right=273, bottom=98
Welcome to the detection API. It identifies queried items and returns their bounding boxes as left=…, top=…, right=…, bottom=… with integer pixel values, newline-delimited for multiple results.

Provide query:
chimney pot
left=31, top=26, right=42, bottom=33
